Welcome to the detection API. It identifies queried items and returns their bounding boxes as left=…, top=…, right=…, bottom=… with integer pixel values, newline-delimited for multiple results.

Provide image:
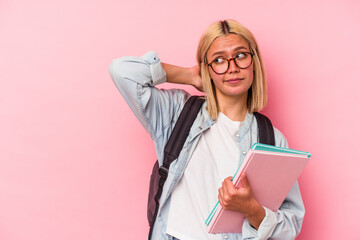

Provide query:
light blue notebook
left=251, top=143, right=311, bottom=158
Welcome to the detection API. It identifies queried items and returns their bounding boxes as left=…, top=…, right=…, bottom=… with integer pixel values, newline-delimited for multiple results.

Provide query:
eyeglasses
left=207, top=51, right=254, bottom=74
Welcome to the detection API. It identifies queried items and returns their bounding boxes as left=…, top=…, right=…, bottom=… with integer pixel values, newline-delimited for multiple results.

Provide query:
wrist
left=244, top=201, right=265, bottom=230
left=244, top=200, right=261, bottom=217
left=162, top=63, right=192, bottom=85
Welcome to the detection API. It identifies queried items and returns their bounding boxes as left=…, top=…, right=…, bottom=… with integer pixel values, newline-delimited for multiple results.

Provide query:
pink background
left=1, top=0, right=359, bottom=239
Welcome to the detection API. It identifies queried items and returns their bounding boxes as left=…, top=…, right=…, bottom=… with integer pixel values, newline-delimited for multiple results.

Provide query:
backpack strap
left=162, top=95, right=205, bottom=170
left=253, top=112, right=275, bottom=146
left=148, top=95, right=204, bottom=239
left=157, top=95, right=204, bottom=197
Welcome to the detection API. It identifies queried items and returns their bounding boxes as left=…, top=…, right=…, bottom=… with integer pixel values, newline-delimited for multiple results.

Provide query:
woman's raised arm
left=162, top=63, right=203, bottom=92
left=109, top=52, right=192, bottom=143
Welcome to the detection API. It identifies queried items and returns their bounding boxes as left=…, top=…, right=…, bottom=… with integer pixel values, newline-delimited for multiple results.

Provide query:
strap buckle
left=158, top=166, right=169, bottom=178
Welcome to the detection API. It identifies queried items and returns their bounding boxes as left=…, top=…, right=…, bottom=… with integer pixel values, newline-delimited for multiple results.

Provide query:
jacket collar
left=188, top=101, right=255, bottom=143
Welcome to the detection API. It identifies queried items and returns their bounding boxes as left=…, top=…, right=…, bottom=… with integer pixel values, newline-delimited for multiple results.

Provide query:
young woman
left=109, top=19, right=305, bottom=240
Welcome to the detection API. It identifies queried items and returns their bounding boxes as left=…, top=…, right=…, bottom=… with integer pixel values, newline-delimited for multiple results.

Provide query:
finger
left=218, top=187, right=223, bottom=198
left=223, top=176, right=237, bottom=192
left=218, top=187, right=224, bottom=205
left=221, top=178, right=237, bottom=203
left=222, top=180, right=229, bottom=197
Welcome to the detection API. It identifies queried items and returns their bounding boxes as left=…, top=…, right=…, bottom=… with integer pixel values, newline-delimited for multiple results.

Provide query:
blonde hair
left=196, top=19, right=267, bottom=119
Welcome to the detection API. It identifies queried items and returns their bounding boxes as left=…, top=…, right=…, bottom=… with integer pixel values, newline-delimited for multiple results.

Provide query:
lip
left=224, top=78, right=244, bottom=84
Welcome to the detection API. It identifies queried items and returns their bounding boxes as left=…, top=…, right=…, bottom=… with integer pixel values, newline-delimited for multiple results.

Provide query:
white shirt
left=167, top=113, right=243, bottom=240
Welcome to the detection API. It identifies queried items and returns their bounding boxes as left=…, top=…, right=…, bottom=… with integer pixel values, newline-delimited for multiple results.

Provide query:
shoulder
left=273, top=126, right=289, bottom=148
left=249, top=113, right=289, bottom=148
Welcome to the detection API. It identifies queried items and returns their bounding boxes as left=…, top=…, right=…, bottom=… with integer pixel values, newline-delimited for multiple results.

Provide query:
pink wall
left=1, top=0, right=359, bottom=239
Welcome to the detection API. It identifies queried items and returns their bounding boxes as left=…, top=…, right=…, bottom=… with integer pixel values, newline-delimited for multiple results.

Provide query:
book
left=205, top=143, right=311, bottom=233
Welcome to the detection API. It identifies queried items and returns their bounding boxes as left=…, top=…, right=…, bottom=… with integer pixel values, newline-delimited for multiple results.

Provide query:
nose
left=228, top=58, right=239, bottom=73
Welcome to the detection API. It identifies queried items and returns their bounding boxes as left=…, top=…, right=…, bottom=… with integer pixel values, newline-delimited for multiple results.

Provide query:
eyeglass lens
left=211, top=52, right=253, bottom=74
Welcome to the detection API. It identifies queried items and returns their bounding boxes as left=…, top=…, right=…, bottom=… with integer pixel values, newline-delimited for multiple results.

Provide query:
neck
left=216, top=93, right=248, bottom=121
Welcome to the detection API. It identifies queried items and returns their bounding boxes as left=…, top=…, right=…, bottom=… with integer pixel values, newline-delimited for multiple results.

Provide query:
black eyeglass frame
left=207, top=51, right=255, bottom=75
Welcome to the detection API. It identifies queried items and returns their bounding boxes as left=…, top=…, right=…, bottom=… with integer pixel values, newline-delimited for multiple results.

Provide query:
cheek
left=249, top=72, right=254, bottom=83
left=208, top=70, right=216, bottom=81
left=209, top=71, right=223, bottom=85
left=246, top=67, right=254, bottom=84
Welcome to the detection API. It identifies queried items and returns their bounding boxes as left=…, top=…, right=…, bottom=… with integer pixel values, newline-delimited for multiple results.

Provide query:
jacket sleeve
left=242, top=128, right=305, bottom=240
left=109, top=51, right=190, bottom=145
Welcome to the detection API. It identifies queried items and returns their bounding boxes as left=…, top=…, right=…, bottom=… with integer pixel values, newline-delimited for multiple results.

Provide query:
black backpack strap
left=162, top=95, right=205, bottom=170
left=148, top=95, right=204, bottom=239
left=253, top=112, right=275, bottom=146
left=156, top=95, right=204, bottom=203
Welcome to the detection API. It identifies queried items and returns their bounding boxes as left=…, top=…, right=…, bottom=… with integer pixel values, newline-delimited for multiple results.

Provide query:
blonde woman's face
left=206, top=34, right=253, bottom=102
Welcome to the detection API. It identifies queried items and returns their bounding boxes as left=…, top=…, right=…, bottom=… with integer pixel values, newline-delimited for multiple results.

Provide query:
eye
left=236, top=52, right=246, bottom=59
left=212, top=57, right=226, bottom=64
left=236, top=52, right=247, bottom=59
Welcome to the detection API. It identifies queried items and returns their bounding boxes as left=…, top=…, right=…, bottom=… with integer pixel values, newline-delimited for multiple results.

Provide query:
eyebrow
left=210, top=46, right=249, bottom=58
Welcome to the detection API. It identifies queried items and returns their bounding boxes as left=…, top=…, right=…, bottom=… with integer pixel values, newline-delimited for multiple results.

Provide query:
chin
left=226, top=88, right=249, bottom=97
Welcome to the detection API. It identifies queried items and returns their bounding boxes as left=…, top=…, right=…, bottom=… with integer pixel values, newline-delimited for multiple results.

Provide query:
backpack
left=147, top=96, right=275, bottom=239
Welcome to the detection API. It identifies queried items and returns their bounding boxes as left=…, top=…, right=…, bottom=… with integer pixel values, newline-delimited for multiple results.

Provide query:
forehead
left=207, top=34, right=249, bottom=57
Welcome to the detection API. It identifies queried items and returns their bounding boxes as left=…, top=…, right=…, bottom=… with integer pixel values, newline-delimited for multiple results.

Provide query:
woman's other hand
left=190, top=65, right=203, bottom=92
left=218, top=173, right=265, bottom=230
